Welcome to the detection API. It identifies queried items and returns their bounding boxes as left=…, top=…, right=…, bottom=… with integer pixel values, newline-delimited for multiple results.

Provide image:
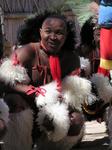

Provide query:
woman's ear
left=40, top=28, right=42, bottom=34
left=39, top=28, right=42, bottom=38
left=40, top=28, right=42, bottom=31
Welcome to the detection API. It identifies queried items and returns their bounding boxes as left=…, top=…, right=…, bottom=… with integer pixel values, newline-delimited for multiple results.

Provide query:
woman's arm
left=14, top=83, right=35, bottom=95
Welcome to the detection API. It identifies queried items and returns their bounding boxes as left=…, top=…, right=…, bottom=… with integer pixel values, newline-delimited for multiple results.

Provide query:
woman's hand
left=14, top=84, right=35, bottom=95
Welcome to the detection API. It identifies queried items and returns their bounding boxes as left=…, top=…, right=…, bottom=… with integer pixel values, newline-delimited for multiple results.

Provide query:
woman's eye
left=57, top=32, right=64, bottom=35
left=56, top=31, right=65, bottom=35
left=45, top=30, right=51, bottom=34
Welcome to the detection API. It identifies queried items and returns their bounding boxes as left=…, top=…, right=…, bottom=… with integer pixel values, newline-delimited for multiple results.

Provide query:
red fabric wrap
left=49, top=56, right=62, bottom=92
left=98, top=28, right=112, bottom=76
left=40, top=41, right=62, bottom=91
left=100, top=28, right=112, bottom=60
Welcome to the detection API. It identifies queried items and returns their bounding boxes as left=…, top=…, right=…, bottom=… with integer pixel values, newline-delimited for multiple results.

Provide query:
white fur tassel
left=36, top=76, right=95, bottom=112
left=91, top=73, right=112, bottom=103
left=0, top=59, right=30, bottom=86
left=35, top=81, right=59, bottom=107
left=38, top=102, right=70, bottom=142
left=36, top=75, right=94, bottom=144
left=80, top=57, right=91, bottom=76
left=62, top=76, right=95, bottom=111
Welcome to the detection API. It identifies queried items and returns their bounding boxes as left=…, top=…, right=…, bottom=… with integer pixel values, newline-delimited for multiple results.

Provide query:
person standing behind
left=97, top=0, right=112, bottom=76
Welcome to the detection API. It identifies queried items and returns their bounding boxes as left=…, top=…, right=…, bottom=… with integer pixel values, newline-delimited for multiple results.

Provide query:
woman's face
left=40, top=17, right=67, bottom=54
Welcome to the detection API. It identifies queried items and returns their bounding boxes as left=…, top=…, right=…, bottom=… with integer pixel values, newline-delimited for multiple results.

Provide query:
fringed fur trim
left=62, top=76, right=96, bottom=111
left=36, top=75, right=90, bottom=144
left=91, top=73, right=112, bottom=103
left=3, top=108, right=33, bottom=150
left=80, top=57, right=91, bottom=76
left=35, top=81, right=59, bottom=107
left=36, top=75, right=96, bottom=112
left=0, top=98, right=9, bottom=124
left=0, top=59, right=30, bottom=86
left=37, top=102, right=70, bottom=142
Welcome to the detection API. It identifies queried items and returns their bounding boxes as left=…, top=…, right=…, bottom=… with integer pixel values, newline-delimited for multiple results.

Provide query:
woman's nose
left=50, top=33, right=57, bottom=40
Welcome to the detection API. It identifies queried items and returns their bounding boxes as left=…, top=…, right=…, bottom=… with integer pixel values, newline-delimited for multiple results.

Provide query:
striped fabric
left=98, top=0, right=112, bottom=28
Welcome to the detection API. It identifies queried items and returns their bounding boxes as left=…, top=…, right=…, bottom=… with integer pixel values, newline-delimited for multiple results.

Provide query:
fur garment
left=0, top=59, right=30, bottom=86
left=36, top=75, right=95, bottom=112
left=0, top=59, right=33, bottom=150
left=35, top=75, right=96, bottom=149
left=80, top=57, right=91, bottom=77
left=38, top=102, right=70, bottom=142
left=2, top=108, right=33, bottom=150
left=91, top=73, right=112, bottom=103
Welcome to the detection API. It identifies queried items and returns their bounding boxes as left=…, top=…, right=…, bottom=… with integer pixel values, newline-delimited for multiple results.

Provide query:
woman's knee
left=68, top=112, right=84, bottom=136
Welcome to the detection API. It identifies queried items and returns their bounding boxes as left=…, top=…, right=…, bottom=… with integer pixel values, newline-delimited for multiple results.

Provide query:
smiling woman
left=0, top=11, right=81, bottom=150
left=17, top=12, right=76, bottom=52
left=40, top=17, right=67, bottom=54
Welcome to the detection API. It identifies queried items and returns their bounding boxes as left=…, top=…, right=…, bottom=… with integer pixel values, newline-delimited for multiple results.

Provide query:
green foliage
left=29, top=0, right=94, bottom=26
left=63, top=0, right=94, bottom=25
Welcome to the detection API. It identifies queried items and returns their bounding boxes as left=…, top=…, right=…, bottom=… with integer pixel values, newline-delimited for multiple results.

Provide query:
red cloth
left=98, top=28, right=112, bottom=76
left=49, top=56, right=62, bottom=92
left=40, top=41, right=62, bottom=91
left=100, top=28, right=112, bottom=60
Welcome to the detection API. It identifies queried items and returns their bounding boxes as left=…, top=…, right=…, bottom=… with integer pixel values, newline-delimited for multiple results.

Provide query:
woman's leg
left=2, top=93, right=33, bottom=150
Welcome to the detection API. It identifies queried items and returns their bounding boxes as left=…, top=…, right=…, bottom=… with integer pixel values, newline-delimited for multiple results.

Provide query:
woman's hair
left=17, top=11, right=77, bottom=51
left=80, top=16, right=99, bottom=54
left=78, top=15, right=100, bottom=57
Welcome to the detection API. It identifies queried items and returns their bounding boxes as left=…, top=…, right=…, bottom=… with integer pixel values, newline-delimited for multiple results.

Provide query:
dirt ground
left=73, top=121, right=109, bottom=150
